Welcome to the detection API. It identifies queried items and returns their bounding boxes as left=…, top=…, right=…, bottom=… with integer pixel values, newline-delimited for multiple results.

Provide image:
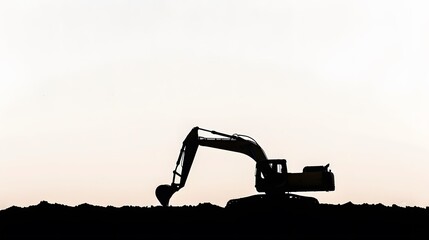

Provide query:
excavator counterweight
left=156, top=127, right=335, bottom=207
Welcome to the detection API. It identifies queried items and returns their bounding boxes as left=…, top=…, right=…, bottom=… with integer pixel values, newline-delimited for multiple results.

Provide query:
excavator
left=156, top=126, right=335, bottom=208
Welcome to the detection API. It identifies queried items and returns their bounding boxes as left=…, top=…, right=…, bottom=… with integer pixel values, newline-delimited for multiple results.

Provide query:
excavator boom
left=156, top=127, right=271, bottom=206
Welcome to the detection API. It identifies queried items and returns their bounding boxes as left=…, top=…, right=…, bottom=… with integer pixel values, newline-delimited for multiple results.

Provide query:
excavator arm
left=156, top=126, right=277, bottom=206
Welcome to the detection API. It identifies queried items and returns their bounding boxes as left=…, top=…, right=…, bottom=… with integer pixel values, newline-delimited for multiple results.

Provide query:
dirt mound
left=1, top=200, right=428, bottom=239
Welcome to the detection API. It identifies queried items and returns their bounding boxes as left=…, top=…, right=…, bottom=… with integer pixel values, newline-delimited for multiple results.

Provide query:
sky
left=1, top=0, right=428, bottom=210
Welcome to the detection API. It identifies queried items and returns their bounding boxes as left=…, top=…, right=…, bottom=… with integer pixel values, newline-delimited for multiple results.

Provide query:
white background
left=1, top=0, right=428, bottom=209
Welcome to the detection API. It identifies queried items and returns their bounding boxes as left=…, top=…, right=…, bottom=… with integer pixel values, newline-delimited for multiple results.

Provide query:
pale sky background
left=1, top=0, right=428, bottom=210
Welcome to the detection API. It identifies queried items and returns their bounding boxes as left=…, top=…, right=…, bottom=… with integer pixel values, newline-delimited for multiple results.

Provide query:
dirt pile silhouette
left=1, top=200, right=428, bottom=239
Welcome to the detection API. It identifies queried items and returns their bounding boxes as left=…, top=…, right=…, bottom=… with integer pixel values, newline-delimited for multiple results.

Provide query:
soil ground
left=1, top=200, right=428, bottom=239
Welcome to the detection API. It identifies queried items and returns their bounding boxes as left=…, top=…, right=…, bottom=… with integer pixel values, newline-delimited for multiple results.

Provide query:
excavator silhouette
left=156, top=127, right=335, bottom=208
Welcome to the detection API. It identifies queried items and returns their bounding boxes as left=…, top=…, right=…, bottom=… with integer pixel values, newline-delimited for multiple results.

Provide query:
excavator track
left=225, top=193, right=319, bottom=210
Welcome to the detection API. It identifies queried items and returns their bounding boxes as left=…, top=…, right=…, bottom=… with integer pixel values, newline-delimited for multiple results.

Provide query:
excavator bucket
left=156, top=184, right=177, bottom=207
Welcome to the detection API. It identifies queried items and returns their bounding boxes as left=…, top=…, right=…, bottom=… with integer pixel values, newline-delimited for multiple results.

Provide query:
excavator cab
left=255, top=159, right=288, bottom=194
